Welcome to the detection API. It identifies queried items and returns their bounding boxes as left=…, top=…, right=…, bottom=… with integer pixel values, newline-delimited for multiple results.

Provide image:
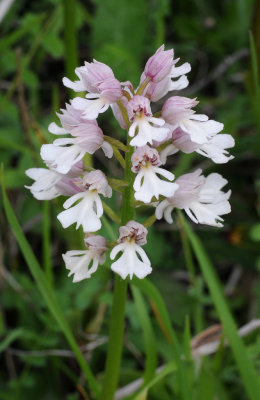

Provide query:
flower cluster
left=26, top=44, right=234, bottom=282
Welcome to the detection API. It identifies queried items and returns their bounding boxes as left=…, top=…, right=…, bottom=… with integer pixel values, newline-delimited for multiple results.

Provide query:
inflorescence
left=26, top=45, right=234, bottom=281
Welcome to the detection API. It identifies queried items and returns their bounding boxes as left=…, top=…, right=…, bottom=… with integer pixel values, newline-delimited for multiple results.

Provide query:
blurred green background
left=0, top=0, right=260, bottom=399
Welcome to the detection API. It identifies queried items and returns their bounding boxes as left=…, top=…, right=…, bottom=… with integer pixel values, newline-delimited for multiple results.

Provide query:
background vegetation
left=1, top=0, right=260, bottom=399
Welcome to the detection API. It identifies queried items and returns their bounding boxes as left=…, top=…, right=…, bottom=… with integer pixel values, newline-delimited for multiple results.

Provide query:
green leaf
left=91, top=0, right=148, bottom=85
left=42, top=201, right=53, bottom=286
left=250, top=223, right=260, bottom=241
left=131, top=286, right=157, bottom=385
left=42, top=31, right=64, bottom=58
left=0, top=328, right=24, bottom=353
left=179, top=211, right=260, bottom=400
left=137, top=361, right=176, bottom=398
left=132, top=277, right=192, bottom=400
left=249, top=31, right=260, bottom=102
left=1, top=170, right=100, bottom=398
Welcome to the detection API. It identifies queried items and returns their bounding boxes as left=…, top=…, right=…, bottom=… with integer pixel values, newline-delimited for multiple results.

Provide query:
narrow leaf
left=180, top=212, right=260, bottom=400
left=2, top=172, right=100, bottom=397
left=131, top=285, right=157, bottom=385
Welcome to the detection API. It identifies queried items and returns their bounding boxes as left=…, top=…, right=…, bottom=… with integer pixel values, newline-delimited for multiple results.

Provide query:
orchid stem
left=100, top=132, right=135, bottom=400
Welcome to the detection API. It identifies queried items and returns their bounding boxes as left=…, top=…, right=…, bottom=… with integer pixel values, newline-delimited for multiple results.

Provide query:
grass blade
left=132, top=277, right=192, bottom=400
left=2, top=173, right=100, bottom=397
left=249, top=30, right=260, bottom=102
left=0, top=328, right=24, bottom=353
left=131, top=285, right=157, bottom=385
left=43, top=201, right=53, bottom=286
left=179, top=211, right=260, bottom=400
left=135, top=361, right=176, bottom=400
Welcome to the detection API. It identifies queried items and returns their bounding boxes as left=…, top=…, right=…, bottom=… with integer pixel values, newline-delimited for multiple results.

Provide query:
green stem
left=63, top=0, right=79, bottom=80
left=101, top=135, right=135, bottom=400
left=43, top=201, right=53, bottom=286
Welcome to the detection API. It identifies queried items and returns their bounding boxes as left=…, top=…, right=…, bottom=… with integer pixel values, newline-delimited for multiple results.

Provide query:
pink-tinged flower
left=158, top=126, right=235, bottom=165
left=63, top=60, right=123, bottom=119
left=41, top=109, right=112, bottom=174
left=162, top=96, right=223, bottom=144
left=57, top=170, right=112, bottom=232
left=144, top=74, right=189, bottom=102
left=162, top=96, right=198, bottom=123
left=25, top=161, right=84, bottom=200
left=140, top=46, right=191, bottom=102
left=156, top=169, right=231, bottom=227
left=63, top=235, right=107, bottom=282
left=131, top=146, right=178, bottom=203
left=63, top=60, right=114, bottom=92
left=127, top=95, right=169, bottom=147
left=143, top=45, right=174, bottom=83
left=110, top=221, right=152, bottom=279
left=172, top=128, right=235, bottom=163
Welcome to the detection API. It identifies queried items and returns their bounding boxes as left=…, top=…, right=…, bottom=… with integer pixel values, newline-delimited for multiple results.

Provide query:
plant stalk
left=100, top=133, right=135, bottom=400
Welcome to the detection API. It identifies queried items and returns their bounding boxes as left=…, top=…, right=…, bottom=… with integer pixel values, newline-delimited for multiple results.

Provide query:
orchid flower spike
left=127, top=95, right=169, bottom=147
left=63, top=235, right=107, bottom=282
left=57, top=170, right=112, bottom=232
left=63, top=60, right=123, bottom=119
left=132, top=146, right=179, bottom=203
left=156, top=169, right=231, bottom=227
left=110, top=221, right=152, bottom=279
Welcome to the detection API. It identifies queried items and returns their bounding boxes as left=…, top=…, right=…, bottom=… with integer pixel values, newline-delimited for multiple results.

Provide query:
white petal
left=53, top=138, right=75, bottom=146
left=171, top=62, right=191, bottom=78
left=48, top=122, right=67, bottom=135
left=62, top=77, right=85, bottom=92
left=153, top=166, right=175, bottom=181
left=197, top=134, right=234, bottom=164
left=72, top=97, right=108, bottom=120
left=111, top=243, right=152, bottom=280
left=41, top=143, right=86, bottom=174
left=134, top=168, right=178, bottom=203
left=71, top=97, right=90, bottom=110
left=148, top=117, right=165, bottom=126
left=133, top=171, right=145, bottom=192
left=164, top=204, right=174, bottom=224
left=94, top=195, right=103, bottom=218
left=63, top=191, right=85, bottom=209
left=101, top=141, right=113, bottom=158
left=190, top=114, right=209, bottom=122
left=63, top=251, right=100, bottom=282
left=130, top=119, right=169, bottom=147
left=159, top=144, right=179, bottom=164
left=180, top=119, right=208, bottom=144
left=58, top=192, right=102, bottom=232
left=155, top=199, right=169, bottom=220
left=169, top=75, right=189, bottom=91
left=110, top=243, right=125, bottom=260
left=128, top=121, right=138, bottom=138
left=28, top=186, right=60, bottom=200
left=25, top=168, right=51, bottom=181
